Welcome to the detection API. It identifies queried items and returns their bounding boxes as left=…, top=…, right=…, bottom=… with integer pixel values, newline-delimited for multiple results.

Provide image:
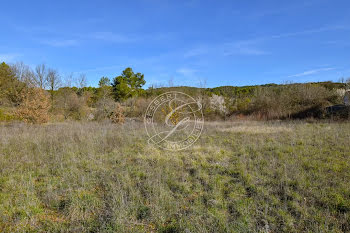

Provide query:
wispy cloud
left=41, top=39, right=79, bottom=47
left=185, top=24, right=349, bottom=58
left=15, top=22, right=171, bottom=47
left=185, top=41, right=267, bottom=58
left=287, top=67, right=335, bottom=78
left=90, top=31, right=172, bottom=44
left=223, top=41, right=267, bottom=56
left=74, top=64, right=125, bottom=74
left=184, top=47, right=209, bottom=58
left=268, top=25, right=349, bottom=40
left=323, top=40, right=350, bottom=47
left=0, top=53, right=21, bottom=62
left=40, top=31, right=170, bottom=47
left=176, top=68, right=197, bottom=77
left=91, top=32, right=133, bottom=43
left=223, top=25, right=348, bottom=55
left=247, top=0, right=319, bottom=19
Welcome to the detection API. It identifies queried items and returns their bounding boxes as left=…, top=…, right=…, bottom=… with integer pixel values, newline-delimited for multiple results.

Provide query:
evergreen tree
left=112, top=68, right=145, bottom=101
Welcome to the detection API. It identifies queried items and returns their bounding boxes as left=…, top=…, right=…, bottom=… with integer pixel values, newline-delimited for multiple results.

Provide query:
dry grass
left=216, top=121, right=292, bottom=134
left=0, top=120, right=349, bottom=232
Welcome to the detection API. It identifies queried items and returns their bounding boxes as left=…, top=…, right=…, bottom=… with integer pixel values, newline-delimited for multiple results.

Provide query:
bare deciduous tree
left=34, top=64, right=48, bottom=89
left=46, top=68, right=61, bottom=102
left=64, top=73, right=74, bottom=88
left=11, top=62, right=35, bottom=87
left=168, top=77, right=174, bottom=87
left=196, top=79, right=209, bottom=112
left=76, top=73, right=87, bottom=89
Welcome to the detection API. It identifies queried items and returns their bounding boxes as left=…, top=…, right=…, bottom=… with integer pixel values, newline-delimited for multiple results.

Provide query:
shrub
left=55, top=88, right=90, bottom=120
left=245, top=84, right=340, bottom=119
left=0, top=108, right=16, bottom=122
left=110, top=103, right=125, bottom=124
left=94, top=96, right=116, bottom=121
left=123, top=97, right=150, bottom=118
left=16, top=88, right=51, bottom=123
left=209, top=94, right=227, bottom=116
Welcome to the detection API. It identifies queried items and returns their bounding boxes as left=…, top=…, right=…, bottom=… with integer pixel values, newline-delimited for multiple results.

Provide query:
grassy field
left=0, top=120, right=349, bottom=232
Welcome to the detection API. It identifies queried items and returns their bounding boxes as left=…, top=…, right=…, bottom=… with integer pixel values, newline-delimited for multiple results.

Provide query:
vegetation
left=1, top=60, right=350, bottom=232
left=1, top=60, right=349, bottom=123
left=112, top=68, right=146, bottom=101
left=0, top=121, right=349, bottom=232
left=15, top=88, right=51, bottom=124
left=0, top=62, right=26, bottom=106
left=110, top=103, right=125, bottom=124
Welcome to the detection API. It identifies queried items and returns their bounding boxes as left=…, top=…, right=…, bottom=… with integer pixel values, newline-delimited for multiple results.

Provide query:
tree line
left=0, top=61, right=146, bottom=123
left=1, top=60, right=349, bottom=123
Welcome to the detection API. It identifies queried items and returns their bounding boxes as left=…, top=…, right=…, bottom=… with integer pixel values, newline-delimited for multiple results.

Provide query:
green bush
left=0, top=108, right=16, bottom=122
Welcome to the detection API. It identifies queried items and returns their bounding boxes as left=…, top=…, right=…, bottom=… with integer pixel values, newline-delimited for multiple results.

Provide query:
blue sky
left=1, top=0, right=350, bottom=88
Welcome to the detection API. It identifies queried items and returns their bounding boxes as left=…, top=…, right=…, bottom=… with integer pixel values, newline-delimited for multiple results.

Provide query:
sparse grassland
left=0, top=121, right=349, bottom=232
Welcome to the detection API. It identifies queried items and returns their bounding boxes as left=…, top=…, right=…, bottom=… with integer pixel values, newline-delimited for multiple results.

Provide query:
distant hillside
left=145, top=81, right=347, bottom=98
left=143, top=81, right=348, bottom=120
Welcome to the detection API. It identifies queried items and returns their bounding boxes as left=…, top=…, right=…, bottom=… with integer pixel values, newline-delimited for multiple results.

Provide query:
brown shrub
left=110, top=103, right=125, bottom=124
left=55, top=88, right=89, bottom=120
left=246, top=84, right=339, bottom=120
left=16, top=88, right=51, bottom=124
left=94, top=96, right=116, bottom=121
left=123, top=97, right=151, bottom=118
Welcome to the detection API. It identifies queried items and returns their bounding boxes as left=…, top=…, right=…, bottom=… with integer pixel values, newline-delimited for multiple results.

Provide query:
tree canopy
left=0, top=62, right=25, bottom=105
left=98, top=77, right=110, bottom=87
left=112, top=68, right=145, bottom=101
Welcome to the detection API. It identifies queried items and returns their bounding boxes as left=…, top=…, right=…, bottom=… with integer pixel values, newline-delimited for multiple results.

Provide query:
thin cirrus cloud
left=184, top=42, right=267, bottom=58
left=12, top=25, right=81, bottom=47
left=74, top=64, right=125, bottom=74
left=268, top=25, right=349, bottom=40
left=185, top=24, right=349, bottom=58
left=41, top=39, right=79, bottom=47
left=39, top=33, right=132, bottom=47
left=184, top=47, right=209, bottom=58
left=245, top=0, right=319, bottom=19
left=0, top=53, right=21, bottom=62
left=36, top=30, right=171, bottom=47
left=91, top=32, right=134, bottom=43
left=223, top=41, right=268, bottom=56
left=176, top=68, right=198, bottom=77
left=90, top=31, right=173, bottom=43
left=287, top=67, right=336, bottom=78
